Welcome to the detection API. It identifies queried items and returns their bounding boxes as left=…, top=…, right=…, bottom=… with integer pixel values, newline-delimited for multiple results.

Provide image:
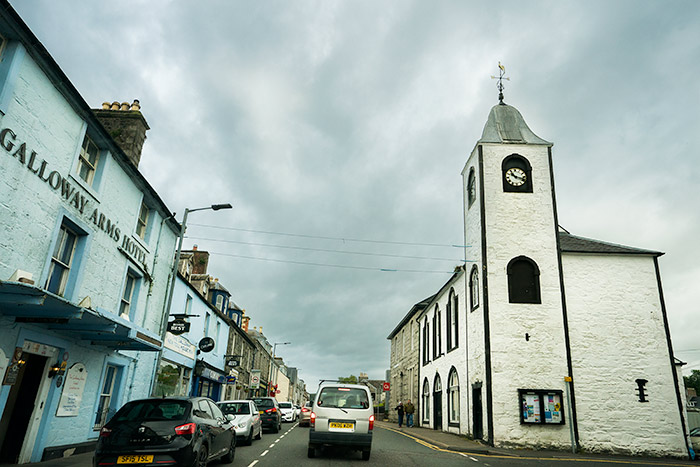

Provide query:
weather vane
left=490, top=62, right=510, bottom=104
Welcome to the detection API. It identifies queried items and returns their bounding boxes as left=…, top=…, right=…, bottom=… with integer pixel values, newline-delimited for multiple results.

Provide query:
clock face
left=505, top=167, right=526, bottom=186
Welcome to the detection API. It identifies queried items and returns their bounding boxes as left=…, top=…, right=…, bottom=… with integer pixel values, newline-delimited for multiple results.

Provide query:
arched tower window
left=507, top=256, right=541, bottom=304
left=447, top=288, right=458, bottom=350
left=502, top=154, right=533, bottom=193
left=469, top=265, right=479, bottom=311
left=467, top=168, right=476, bottom=207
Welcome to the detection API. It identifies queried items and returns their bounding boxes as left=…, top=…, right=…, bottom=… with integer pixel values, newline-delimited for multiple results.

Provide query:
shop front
left=153, top=333, right=196, bottom=397
left=193, top=360, right=226, bottom=402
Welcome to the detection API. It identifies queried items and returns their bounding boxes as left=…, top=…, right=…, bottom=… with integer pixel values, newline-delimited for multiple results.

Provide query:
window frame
left=469, top=265, right=480, bottom=311
left=448, top=367, right=460, bottom=426
left=467, top=168, right=476, bottom=207
left=77, top=133, right=101, bottom=186
left=118, top=268, right=142, bottom=321
left=422, top=379, right=430, bottom=422
left=135, top=200, right=150, bottom=240
left=447, top=289, right=458, bottom=351
left=45, top=224, right=78, bottom=297
left=422, top=319, right=430, bottom=365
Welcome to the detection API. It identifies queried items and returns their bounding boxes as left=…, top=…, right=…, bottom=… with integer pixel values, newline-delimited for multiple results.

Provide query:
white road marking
left=261, top=450, right=269, bottom=457
left=269, top=443, right=275, bottom=448
left=247, top=462, right=259, bottom=467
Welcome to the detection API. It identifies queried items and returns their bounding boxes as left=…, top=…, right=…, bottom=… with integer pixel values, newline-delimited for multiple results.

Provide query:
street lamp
left=151, top=203, right=232, bottom=396
left=268, top=342, right=291, bottom=396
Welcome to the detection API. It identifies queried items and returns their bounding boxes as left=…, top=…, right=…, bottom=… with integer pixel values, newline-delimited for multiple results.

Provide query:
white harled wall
left=562, top=253, right=687, bottom=457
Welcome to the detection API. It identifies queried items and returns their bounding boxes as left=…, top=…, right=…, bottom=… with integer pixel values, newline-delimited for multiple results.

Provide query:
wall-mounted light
left=48, top=363, right=62, bottom=378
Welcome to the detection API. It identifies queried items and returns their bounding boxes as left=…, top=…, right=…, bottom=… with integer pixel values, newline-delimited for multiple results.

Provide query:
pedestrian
left=404, top=399, right=415, bottom=427
left=395, top=401, right=404, bottom=427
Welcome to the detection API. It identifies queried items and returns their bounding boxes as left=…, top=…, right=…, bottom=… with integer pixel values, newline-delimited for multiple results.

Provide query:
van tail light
left=310, top=412, right=316, bottom=427
left=265, top=407, right=277, bottom=414
left=369, top=414, right=375, bottom=431
left=174, top=422, right=197, bottom=435
left=99, top=427, right=112, bottom=438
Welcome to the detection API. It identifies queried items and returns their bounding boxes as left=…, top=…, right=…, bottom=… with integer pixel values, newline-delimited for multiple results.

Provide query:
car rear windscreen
left=279, top=402, right=292, bottom=408
left=219, top=402, right=250, bottom=415
left=113, top=400, right=190, bottom=422
left=317, top=387, right=370, bottom=409
left=251, top=398, right=274, bottom=408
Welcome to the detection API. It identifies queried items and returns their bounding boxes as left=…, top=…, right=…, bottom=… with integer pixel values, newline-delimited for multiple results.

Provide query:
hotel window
left=216, top=321, right=222, bottom=352
left=184, top=294, right=193, bottom=314
left=45, top=224, right=78, bottom=297
left=205, top=312, right=211, bottom=336
left=77, top=134, right=100, bottom=186
left=94, top=365, right=119, bottom=429
left=119, top=270, right=140, bottom=320
left=135, top=201, right=150, bottom=240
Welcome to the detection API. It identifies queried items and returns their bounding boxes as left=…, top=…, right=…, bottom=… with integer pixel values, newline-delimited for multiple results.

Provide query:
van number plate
left=329, top=421, right=354, bottom=432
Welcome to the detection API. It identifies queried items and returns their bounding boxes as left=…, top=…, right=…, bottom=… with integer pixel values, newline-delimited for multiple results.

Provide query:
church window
left=467, top=168, right=476, bottom=207
left=502, top=154, right=533, bottom=193
left=448, top=368, right=460, bottom=425
left=507, top=256, right=541, bottom=304
left=447, top=289, right=458, bottom=351
left=433, top=305, right=442, bottom=359
left=469, top=265, right=479, bottom=311
left=422, top=379, right=430, bottom=422
left=422, top=319, right=430, bottom=365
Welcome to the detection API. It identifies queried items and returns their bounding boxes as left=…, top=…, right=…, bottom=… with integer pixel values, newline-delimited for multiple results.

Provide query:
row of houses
left=0, top=3, right=304, bottom=463
left=387, top=94, right=694, bottom=459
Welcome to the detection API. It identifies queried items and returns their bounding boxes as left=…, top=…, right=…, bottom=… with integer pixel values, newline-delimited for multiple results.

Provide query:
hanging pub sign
left=167, top=318, right=190, bottom=335
left=225, top=357, right=240, bottom=368
left=198, top=337, right=215, bottom=353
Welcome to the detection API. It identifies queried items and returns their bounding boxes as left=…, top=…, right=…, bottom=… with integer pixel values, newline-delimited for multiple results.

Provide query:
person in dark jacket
left=404, top=400, right=415, bottom=427
left=395, top=401, right=404, bottom=427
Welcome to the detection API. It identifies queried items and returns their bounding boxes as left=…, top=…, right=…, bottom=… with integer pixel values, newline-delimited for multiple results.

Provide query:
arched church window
left=507, top=256, right=541, bottom=304
left=448, top=368, right=460, bottom=425
left=469, top=265, right=479, bottom=311
left=502, top=154, right=533, bottom=193
left=467, top=168, right=476, bottom=207
left=447, top=288, right=458, bottom=350
left=422, top=379, right=430, bottom=422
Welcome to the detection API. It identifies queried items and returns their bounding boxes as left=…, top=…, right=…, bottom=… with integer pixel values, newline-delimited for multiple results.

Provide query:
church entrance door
left=433, top=390, right=442, bottom=430
left=472, top=386, right=483, bottom=439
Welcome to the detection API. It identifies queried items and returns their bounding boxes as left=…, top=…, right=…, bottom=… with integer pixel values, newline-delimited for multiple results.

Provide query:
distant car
left=217, top=400, right=263, bottom=445
left=279, top=401, right=297, bottom=422
left=308, top=382, right=374, bottom=460
left=691, top=427, right=700, bottom=453
left=94, top=397, right=235, bottom=467
left=299, top=401, right=312, bottom=427
left=295, top=404, right=301, bottom=418
left=250, top=397, right=281, bottom=433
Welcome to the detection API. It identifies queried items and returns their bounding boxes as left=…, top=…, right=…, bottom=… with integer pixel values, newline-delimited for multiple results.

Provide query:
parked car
left=94, top=397, right=235, bottom=467
left=217, top=400, right=263, bottom=445
left=308, top=382, right=374, bottom=460
left=299, top=401, right=312, bottom=427
left=250, top=397, right=282, bottom=433
left=691, top=426, right=700, bottom=454
left=279, top=401, right=297, bottom=422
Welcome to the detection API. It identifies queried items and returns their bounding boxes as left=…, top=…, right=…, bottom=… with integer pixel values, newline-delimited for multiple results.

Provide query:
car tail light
left=99, top=427, right=112, bottom=438
left=265, top=407, right=277, bottom=414
left=310, top=412, right=316, bottom=427
left=301, top=407, right=309, bottom=413
left=174, top=422, right=196, bottom=435
left=369, top=414, right=375, bottom=431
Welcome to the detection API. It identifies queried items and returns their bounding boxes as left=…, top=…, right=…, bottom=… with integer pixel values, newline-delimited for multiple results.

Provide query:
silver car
left=217, top=400, right=263, bottom=445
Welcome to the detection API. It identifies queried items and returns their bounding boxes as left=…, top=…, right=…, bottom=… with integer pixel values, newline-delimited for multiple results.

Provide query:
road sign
left=383, top=382, right=390, bottom=391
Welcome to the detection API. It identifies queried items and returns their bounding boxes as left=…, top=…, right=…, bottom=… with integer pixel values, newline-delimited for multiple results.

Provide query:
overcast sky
left=12, top=0, right=700, bottom=389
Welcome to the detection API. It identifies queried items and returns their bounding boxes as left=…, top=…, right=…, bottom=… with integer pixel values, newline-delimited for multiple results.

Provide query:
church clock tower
left=462, top=81, right=576, bottom=449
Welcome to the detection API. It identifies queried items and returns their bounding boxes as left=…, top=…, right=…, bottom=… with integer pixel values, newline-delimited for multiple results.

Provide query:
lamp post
left=151, top=203, right=232, bottom=396
left=268, top=342, right=290, bottom=397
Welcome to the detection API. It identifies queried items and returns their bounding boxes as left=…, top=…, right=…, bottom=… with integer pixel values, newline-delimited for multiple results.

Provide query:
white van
left=308, top=382, right=374, bottom=460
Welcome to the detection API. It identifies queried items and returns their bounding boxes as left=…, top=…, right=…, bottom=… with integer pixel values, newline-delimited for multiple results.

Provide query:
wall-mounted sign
left=226, top=376, right=237, bottom=384
left=167, top=319, right=190, bottom=335
left=165, top=333, right=196, bottom=360
left=225, top=358, right=239, bottom=368
left=383, top=382, right=391, bottom=391
left=2, top=347, right=23, bottom=386
left=56, top=363, right=87, bottom=417
left=198, top=337, right=215, bottom=353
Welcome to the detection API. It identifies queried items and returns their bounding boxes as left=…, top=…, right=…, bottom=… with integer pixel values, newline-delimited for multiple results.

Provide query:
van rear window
left=317, top=388, right=370, bottom=409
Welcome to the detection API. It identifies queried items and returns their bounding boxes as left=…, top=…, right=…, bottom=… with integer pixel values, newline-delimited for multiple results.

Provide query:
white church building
left=400, top=94, right=692, bottom=458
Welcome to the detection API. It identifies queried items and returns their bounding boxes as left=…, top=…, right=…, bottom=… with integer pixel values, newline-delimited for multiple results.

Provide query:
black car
left=250, top=397, right=281, bottom=433
left=94, top=397, right=235, bottom=467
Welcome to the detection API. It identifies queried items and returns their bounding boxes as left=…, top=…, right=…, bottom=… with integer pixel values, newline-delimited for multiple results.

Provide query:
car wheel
left=255, top=425, right=263, bottom=440
left=362, top=449, right=371, bottom=461
left=221, top=437, right=236, bottom=464
left=194, top=444, right=208, bottom=467
left=245, top=427, right=254, bottom=446
left=307, top=446, right=316, bottom=458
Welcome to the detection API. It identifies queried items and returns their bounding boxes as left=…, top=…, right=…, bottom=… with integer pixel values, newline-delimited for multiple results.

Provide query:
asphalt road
left=16, top=422, right=697, bottom=467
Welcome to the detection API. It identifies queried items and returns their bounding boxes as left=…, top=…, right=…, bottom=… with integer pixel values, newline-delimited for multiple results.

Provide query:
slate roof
left=479, top=103, right=552, bottom=146
left=387, top=294, right=436, bottom=339
left=559, top=232, right=662, bottom=256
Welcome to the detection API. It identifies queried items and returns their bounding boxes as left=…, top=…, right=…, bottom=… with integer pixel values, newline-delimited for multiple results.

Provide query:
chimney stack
left=93, top=99, right=150, bottom=168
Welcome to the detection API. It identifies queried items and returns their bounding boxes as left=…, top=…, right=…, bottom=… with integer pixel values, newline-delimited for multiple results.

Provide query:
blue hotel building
left=0, top=3, right=179, bottom=462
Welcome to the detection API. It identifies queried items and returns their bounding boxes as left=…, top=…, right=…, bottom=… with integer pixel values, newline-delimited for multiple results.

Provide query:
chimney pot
left=131, top=99, right=141, bottom=111
left=193, top=245, right=198, bottom=251
left=120, top=102, right=130, bottom=111
left=102, top=102, right=110, bottom=110
left=111, top=101, right=120, bottom=110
